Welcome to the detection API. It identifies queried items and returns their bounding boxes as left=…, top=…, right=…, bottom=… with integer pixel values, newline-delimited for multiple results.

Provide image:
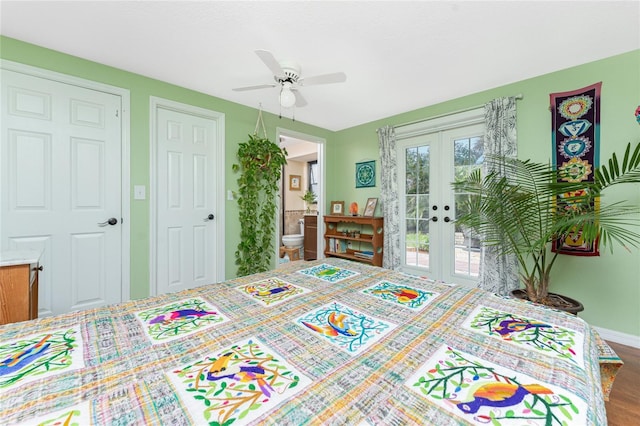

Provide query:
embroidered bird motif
left=149, top=309, right=216, bottom=325
left=0, top=334, right=52, bottom=376
left=453, top=382, right=553, bottom=414
left=373, top=287, right=419, bottom=303
left=302, top=312, right=358, bottom=337
left=494, top=319, right=551, bottom=338
left=246, top=284, right=292, bottom=297
left=206, top=352, right=274, bottom=397
left=317, top=268, right=340, bottom=277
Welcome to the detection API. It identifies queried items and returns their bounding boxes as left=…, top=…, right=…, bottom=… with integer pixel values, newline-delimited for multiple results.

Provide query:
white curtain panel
left=376, top=125, right=401, bottom=269
left=480, top=97, right=520, bottom=294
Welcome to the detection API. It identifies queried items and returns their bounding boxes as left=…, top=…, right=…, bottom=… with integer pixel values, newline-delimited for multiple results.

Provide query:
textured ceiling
left=1, top=1, right=639, bottom=131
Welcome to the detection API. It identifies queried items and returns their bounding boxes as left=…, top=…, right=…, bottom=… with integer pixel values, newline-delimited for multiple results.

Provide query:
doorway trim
left=0, top=59, right=131, bottom=302
left=149, top=97, right=225, bottom=295
left=275, top=127, right=326, bottom=264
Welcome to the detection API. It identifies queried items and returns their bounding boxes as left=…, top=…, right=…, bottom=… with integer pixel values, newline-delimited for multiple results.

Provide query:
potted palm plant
left=453, top=141, right=640, bottom=312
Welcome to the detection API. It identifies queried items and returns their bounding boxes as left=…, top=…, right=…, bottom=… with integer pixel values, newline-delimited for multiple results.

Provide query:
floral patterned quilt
left=0, top=258, right=609, bottom=425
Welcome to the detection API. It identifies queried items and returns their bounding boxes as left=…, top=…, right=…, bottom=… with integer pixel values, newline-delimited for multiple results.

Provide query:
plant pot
left=510, top=289, right=584, bottom=315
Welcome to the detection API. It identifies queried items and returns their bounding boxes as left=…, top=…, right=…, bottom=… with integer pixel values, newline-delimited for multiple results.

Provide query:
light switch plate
left=134, top=185, right=146, bottom=200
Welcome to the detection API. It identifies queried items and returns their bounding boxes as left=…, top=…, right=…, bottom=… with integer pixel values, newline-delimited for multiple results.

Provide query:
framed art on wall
left=289, top=174, right=301, bottom=191
left=363, top=198, right=378, bottom=217
left=355, top=161, right=376, bottom=188
left=330, top=201, right=345, bottom=215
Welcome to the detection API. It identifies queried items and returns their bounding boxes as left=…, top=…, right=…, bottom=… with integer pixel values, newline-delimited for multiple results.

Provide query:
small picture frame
left=330, top=201, right=345, bottom=215
left=289, top=174, right=301, bottom=191
left=363, top=197, right=378, bottom=217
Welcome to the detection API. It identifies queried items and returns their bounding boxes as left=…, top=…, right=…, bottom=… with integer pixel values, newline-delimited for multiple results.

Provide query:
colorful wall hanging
left=550, top=82, right=601, bottom=256
left=355, top=160, right=376, bottom=188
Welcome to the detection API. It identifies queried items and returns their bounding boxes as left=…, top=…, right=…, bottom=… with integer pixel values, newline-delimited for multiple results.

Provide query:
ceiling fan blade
left=232, top=84, right=276, bottom=92
left=294, top=91, right=308, bottom=108
left=298, top=72, right=347, bottom=86
left=255, top=49, right=285, bottom=77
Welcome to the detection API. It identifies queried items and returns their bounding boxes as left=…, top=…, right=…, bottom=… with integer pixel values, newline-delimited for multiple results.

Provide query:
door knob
left=98, top=217, right=118, bottom=226
left=204, top=214, right=215, bottom=222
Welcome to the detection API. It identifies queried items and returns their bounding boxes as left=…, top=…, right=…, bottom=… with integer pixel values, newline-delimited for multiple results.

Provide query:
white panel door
left=1, top=70, right=123, bottom=316
left=156, top=107, right=218, bottom=294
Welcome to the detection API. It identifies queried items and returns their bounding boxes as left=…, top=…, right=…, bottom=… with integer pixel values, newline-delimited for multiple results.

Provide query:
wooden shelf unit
left=324, top=215, right=384, bottom=267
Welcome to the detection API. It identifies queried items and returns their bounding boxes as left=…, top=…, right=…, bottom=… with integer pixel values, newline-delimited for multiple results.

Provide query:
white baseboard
left=593, top=326, right=640, bottom=348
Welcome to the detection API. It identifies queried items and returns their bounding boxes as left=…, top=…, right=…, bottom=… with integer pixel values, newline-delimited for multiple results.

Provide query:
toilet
left=282, top=219, right=304, bottom=249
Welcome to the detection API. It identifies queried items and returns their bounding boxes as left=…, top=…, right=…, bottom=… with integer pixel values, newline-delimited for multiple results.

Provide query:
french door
left=398, top=122, right=484, bottom=287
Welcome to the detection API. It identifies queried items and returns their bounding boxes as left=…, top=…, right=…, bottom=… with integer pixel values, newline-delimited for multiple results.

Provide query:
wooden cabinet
left=0, top=250, right=41, bottom=325
left=304, top=215, right=318, bottom=260
left=324, top=215, right=384, bottom=267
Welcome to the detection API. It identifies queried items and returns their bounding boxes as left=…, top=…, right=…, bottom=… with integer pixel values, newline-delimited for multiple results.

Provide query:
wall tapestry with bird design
left=136, top=297, right=228, bottom=343
left=362, top=280, right=438, bottom=310
left=0, top=258, right=617, bottom=425
left=236, top=277, right=309, bottom=306
left=296, top=301, right=396, bottom=355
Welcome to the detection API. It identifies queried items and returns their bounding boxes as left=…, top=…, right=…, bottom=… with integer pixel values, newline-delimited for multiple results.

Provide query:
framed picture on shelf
left=289, top=174, right=301, bottom=191
left=363, top=197, right=378, bottom=217
left=355, top=160, right=376, bottom=188
left=330, top=201, right=345, bottom=215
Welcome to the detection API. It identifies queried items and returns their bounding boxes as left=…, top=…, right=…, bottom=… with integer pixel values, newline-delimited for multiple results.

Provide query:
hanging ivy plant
left=233, top=134, right=288, bottom=276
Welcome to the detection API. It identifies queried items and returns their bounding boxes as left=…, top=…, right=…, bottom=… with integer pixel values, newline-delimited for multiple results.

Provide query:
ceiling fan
left=233, top=50, right=347, bottom=108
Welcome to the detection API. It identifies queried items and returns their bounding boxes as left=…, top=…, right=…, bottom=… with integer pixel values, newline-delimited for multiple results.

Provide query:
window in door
left=308, top=160, right=318, bottom=198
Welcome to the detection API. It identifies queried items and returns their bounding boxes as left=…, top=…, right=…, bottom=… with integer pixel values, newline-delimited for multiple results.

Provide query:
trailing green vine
left=233, top=134, right=288, bottom=276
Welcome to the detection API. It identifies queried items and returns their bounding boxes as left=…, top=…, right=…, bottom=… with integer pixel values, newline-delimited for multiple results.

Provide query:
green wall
left=2, top=36, right=638, bottom=338
left=329, top=50, right=640, bottom=338
left=0, top=36, right=334, bottom=299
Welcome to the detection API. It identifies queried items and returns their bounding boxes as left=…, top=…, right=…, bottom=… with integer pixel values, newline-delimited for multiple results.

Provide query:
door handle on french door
left=98, top=218, right=118, bottom=226
left=203, top=214, right=215, bottom=222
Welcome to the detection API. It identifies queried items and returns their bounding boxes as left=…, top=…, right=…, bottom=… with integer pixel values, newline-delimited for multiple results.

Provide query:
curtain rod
left=393, top=94, right=523, bottom=130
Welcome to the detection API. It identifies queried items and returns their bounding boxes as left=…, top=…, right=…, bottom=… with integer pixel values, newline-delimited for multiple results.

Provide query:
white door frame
left=0, top=59, right=131, bottom=302
left=149, top=97, right=225, bottom=295
left=275, top=127, right=326, bottom=264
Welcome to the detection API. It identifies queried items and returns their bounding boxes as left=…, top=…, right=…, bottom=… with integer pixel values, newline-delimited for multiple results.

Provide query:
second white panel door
left=156, top=106, right=219, bottom=294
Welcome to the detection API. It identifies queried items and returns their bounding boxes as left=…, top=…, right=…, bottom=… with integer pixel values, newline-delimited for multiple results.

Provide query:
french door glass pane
left=453, top=136, right=483, bottom=278
left=405, top=145, right=430, bottom=268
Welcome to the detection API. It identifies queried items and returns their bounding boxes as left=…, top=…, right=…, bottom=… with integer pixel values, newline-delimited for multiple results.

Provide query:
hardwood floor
left=605, top=341, right=640, bottom=425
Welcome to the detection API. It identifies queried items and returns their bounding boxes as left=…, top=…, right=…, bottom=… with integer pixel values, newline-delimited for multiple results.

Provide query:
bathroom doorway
left=276, top=128, right=325, bottom=264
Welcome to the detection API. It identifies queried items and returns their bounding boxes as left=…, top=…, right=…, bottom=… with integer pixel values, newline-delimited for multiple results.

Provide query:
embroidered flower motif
left=559, top=157, right=592, bottom=182
left=558, top=95, right=593, bottom=120
left=558, top=136, right=591, bottom=159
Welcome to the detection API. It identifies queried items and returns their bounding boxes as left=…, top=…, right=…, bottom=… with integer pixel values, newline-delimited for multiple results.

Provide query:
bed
left=0, top=258, right=615, bottom=425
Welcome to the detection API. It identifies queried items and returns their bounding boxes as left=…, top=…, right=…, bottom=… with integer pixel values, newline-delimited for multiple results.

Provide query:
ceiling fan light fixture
left=279, top=84, right=296, bottom=108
